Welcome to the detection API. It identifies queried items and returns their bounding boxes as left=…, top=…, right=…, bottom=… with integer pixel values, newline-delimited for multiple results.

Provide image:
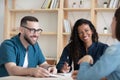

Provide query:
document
left=49, top=73, right=73, bottom=80
left=49, top=72, right=72, bottom=78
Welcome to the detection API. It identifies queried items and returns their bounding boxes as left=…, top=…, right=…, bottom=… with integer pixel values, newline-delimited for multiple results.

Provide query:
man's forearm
left=5, top=63, right=33, bottom=76
left=7, top=66, right=33, bottom=76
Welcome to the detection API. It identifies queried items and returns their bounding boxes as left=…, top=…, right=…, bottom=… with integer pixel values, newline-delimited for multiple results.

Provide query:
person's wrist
left=43, top=65, right=54, bottom=70
left=28, top=68, right=34, bottom=76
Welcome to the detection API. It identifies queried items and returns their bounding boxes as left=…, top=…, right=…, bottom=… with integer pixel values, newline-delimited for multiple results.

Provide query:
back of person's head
left=114, top=7, right=120, bottom=41
left=70, top=18, right=98, bottom=42
left=20, top=16, right=39, bottom=27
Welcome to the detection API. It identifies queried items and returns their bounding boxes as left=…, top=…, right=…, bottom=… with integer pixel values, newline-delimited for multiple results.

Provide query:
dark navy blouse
left=56, top=42, right=108, bottom=72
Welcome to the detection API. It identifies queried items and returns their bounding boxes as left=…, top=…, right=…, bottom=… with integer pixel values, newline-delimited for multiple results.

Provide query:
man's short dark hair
left=20, top=16, right=39, bottom=27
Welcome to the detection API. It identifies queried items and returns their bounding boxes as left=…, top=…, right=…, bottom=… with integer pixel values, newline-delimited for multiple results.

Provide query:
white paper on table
left=49, top=72, right=72, bottom=78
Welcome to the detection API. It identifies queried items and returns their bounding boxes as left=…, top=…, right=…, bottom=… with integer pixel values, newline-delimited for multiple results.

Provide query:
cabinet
left=4, top=0, right=117, bottom=63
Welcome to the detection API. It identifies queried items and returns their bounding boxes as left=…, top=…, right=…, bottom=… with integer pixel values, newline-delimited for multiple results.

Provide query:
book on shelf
left=55, top=0, right=60, bottom=8
left=112, top=0, right=119, bottom=8
left=41, top=0, right=52, bottom=9
left=108, top=0, right=115, bottom=8
left=63, top=19, right=71, bottom=33
left=50, top=0, right=59, bottom=9
left=46, top=0, right=52, bottom=9
left=50, top=0, right=55, bottom=9
left=53, top=0, right=59, bottom=8
left=41, top=0, right=60, bottom=9
left=52, top=0, right=57, bottom=8
left=108, top=0, right=120, bottom=8
left=117, top=0, right=120, bottom=8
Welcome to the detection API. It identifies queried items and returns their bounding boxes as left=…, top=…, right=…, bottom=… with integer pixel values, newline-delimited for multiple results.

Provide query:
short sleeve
left=0, top=40, right=16, bottom=65
left=36, top=43, right=46, bottom=65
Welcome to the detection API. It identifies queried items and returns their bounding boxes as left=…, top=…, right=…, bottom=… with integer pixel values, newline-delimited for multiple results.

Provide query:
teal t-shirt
left=0, top=34, right=46, bottom=77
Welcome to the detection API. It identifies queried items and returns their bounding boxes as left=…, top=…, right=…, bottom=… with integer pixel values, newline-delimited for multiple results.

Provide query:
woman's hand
left=72, top=70, right=78, bottom=80
left=60, top=62, right=70, bottom=73
left=78, top=55, right=93, bottom=64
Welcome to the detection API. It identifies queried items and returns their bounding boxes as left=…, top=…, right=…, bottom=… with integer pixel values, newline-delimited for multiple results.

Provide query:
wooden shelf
left=63, top=8, right=91, bottom=11
left=98, top=33, right=112, bottom=36
left=62, top=33, right=70, bottom=35
left=10, top=9, right=59, bottom=13
left=95, top=8, right=116, bottom=11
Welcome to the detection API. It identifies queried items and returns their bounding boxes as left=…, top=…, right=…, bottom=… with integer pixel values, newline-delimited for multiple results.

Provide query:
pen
left=66, top=56, right=69, bottom=64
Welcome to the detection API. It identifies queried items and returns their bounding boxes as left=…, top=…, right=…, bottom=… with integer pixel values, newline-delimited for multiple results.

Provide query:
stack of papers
left=49, top=72, right=72, bottom=78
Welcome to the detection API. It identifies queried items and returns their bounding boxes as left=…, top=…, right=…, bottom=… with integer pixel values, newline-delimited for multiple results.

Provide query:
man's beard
left=24, top=34, right=37, bottom=45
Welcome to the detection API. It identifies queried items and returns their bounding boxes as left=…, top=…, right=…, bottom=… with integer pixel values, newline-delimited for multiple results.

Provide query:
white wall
left=0, top=0, right=4, bottom=43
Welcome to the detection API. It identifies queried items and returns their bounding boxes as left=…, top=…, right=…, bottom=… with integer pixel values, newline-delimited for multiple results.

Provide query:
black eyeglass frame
left=22, top=26, right=43, bottom=34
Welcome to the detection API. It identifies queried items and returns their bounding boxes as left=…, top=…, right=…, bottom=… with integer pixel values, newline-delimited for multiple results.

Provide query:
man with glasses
left=0, top=16, right=57, bottom=77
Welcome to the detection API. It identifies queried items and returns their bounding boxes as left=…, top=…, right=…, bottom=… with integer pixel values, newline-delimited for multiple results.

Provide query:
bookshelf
left=4, top=0, right=119, bottom=63
left=95, top=0, right=118, bottom=45
left=4, top=0, right=60, bottom=65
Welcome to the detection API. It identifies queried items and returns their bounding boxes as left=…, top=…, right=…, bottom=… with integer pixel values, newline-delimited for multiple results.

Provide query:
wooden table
left=0, top=75, right=73, bottom=80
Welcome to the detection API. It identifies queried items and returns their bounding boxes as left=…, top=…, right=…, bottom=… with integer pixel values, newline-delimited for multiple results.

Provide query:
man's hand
left=39, top=61, right=57, bottom=75
left=48, top=66, right=57, bottom=74
left=30, top=67, right=50, bottom=77
left=29, top=65, right=57, bottom=77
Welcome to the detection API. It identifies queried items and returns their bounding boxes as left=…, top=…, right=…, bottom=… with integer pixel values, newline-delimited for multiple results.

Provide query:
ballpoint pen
left=67, top=56, right=69, bottom=63
left=66, top=56, right=74, bottom=72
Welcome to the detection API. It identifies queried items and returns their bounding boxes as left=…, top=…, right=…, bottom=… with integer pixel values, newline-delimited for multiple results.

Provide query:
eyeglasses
left=22, top=26, right=43, bottom=34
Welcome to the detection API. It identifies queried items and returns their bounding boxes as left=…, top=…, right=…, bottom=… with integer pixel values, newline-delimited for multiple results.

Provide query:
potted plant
left=103, top=2, right=108, bottom=8
left=103, top=27, right=108, bottom=34
left=72, top=2, right=77, bottom=8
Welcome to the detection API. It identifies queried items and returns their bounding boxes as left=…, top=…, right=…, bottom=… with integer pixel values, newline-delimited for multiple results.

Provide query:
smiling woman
left=56, top=18, right=109, bottom=73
